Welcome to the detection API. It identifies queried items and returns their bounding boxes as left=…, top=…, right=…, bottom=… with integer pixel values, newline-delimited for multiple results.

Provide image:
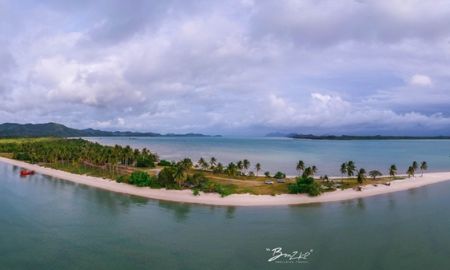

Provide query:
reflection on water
left=2, top=161, right=450, bottom=269
left=158, top=201, right=192, bottom=222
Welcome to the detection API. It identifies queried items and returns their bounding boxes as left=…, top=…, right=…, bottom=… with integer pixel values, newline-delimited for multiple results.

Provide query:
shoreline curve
left=1, top=156, right=450, bottom=207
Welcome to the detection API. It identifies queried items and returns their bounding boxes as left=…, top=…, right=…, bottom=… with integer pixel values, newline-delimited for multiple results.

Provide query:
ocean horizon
left=86, top=136, right=450, bottom=176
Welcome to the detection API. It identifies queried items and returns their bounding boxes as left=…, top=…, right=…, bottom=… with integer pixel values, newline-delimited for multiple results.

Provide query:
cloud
left=410, top=74, right=432, bottom=87
left=0, top=0, right=450, bottom=135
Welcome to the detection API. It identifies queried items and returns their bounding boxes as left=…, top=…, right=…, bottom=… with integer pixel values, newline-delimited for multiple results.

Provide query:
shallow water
left=1, top=162, right=450, bottom=269
left=87, top=137, right=450, bottom=175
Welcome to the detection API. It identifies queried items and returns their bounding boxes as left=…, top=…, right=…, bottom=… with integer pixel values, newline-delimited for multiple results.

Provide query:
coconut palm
left=255, top=163, right=261, bottom=176
left=311, top=165, right=318, bottom=175
left=210, top=157, right=217, bottom=168
left=296, top=160, right=305, bottom=175
left=357, top=168, right=366, bottom=184
left=225, top=162, right=238, bottom=176
left=174, top=163, right=187, bottom=187
left=412, top=161, right=418, bottom=174
left=389, top=164, right=397, bottom=179
left=180, top=158, right=193, bottom=170
left=346, top=161, right=356, bottom=177
left=198, top=157, right=209, bottom=170
left=215, top=162, right=224, bottom=173
left=302, top=167, right=314, bottom=177
left=243, top=159, right=250, bottom=174
left=407, top=166, right=415, bottom=178
left=369, top=170, right=382, bottom=180
left=420, top=161, right=428, bottom=177
left=340, top=162, right=347, bottom=180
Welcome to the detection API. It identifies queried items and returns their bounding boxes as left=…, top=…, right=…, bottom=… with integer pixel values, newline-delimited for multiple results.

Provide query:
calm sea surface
left=1, top=161, right=450, bottom=269
left=86, top=137, right=450, bottom=175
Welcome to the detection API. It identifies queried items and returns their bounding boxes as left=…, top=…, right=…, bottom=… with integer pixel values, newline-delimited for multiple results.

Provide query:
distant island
left=0, top=123, right=221, bottom=138
left=284, top=134, right=450, bottom=140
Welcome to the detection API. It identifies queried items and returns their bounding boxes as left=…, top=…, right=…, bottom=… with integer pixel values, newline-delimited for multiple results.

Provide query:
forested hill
left=0, top=123, right=218, bottom=138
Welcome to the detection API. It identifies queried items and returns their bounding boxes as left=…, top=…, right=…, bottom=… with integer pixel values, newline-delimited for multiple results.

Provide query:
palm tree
left=210, top=157, right=217, bottom=168
left=311, top=165, right=318, bottom=175
left=225, top=162, right=238, bottom=176
left=243, top=159, right=250, bottom=174
left=357, top=168, right=366, bottom=184
left=340, top=162, right=347, bottom=181
left=198, top=157, right=208, bottom=170
left=180, top=158, right=193, bottom=170
left=236, top=160, right=243, bottom=174
left=296, top=160, right=305, bottom=175
left=412, top=161, right=418, bottom=174
left=346, top=161, right=356, bottom=177
left=420, top=161, right=428, bottom=177
left=302, top=167, right=314, bottom=177
left=389, top=164, right=397, bottom=179
left=215, top=162, right=224, bottom=173
left=255, top=163, right=261, bottom=176
left=369, top=170, right=382, bottom=180
left=407, top=166, right=415, bottom=178
left=174, top=164, right=187, bottom=187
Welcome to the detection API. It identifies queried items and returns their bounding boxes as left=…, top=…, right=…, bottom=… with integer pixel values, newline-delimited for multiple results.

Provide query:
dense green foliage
left=0, top=138, right=158, bottom=169
left=128, top=171, right=155, bottom=187
left=273, top=171, right=286, bottom=179
left=288, top=176, right=322, bottom=196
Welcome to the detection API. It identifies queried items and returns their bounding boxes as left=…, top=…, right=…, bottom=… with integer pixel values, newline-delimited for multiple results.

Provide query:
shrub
left=136, top=156, right=155, bottom=168
left=186, top=172, right=209, bottom=187
left=274, top=171, right=286, bottom=179
left=128, top=171, right=153, bottom=187
left=289, top=176, right=322, bottom=197
left=116, top=175, right=128, bottom=183
left=13, top=152, right=31, bottom=161
left=157, top=167, right=177, bottom=187
left=214, top=184, right=234, bottom=197
left=157, top=160, right=172, bottom=166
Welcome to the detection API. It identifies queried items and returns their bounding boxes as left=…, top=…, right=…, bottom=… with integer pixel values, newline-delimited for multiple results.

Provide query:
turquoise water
left=1, top=161, right=450, bottom=269
left=86, top=137, right=450, bottom=175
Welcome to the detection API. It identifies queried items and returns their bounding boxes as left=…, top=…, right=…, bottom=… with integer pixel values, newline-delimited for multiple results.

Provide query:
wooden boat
left=20, top=169, right=35, bottom=176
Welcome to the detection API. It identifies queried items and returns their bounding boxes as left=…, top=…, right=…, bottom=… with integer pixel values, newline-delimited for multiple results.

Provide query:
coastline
left=1, top=156, right=450, bottom=207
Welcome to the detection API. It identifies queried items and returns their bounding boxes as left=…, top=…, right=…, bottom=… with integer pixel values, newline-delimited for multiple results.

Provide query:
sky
left=1, top=0, right=450, bottom=135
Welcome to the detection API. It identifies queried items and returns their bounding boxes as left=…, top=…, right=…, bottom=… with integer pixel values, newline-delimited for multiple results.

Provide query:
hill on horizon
left=0, top=122, right=217, bottom=138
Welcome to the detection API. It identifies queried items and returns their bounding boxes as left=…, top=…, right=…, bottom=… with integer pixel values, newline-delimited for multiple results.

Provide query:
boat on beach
left=20, top=169, right=35, bottom=176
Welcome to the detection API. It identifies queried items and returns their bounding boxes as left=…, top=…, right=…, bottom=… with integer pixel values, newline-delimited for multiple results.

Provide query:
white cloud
left=410, top=74, right=432, bottom=87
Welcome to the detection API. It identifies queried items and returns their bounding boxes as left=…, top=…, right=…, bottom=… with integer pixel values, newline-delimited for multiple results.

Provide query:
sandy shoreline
left=2, top=156, right=450, bottom=207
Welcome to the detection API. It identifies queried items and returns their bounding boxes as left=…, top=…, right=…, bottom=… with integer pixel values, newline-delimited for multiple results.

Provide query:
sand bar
left=1, top=156, right=450, bottom=207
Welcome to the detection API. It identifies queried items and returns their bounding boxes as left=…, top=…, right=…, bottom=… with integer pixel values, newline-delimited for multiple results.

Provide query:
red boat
left=20, top=169, right=35, bottom=176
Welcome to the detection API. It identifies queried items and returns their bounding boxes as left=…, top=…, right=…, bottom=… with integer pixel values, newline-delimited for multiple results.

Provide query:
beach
left=2, top=156, right=450, bottom=207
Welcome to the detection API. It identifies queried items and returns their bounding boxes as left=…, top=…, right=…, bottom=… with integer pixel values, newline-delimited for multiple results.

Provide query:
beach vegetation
left=389, top=164, right=397, bottom=179
left=288, top=176, right=322, bottom=196
left=158, top=160, right=172, bottom=166
left=274, top=171, right=286, bottom=179
left=369, top=170, right=382, bottom=180
left=407, top=166, right=415, bottom=178
left=357, top=168, right=366, bottom=184
left=420, top=161, right=428, bottom=176
left=255, top=163, right=261, bottom=176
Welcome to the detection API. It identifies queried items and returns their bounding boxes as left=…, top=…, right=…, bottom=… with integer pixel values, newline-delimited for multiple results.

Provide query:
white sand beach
left=2, top=156, right=450, bottom=207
